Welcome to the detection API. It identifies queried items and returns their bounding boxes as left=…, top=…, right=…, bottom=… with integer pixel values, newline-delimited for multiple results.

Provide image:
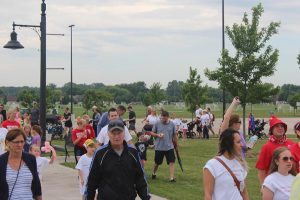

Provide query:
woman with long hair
left=262, top=147, right=296, bottom=200
left=203, top=128, right=249, bottom=200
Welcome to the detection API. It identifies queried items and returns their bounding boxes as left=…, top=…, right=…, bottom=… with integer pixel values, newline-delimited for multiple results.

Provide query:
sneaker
left=169, top=178, right=176, bottom=182
left=151, top=174, right=156, bottom=180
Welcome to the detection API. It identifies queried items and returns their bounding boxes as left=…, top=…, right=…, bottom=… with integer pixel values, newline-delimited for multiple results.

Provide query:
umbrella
left=175, top=148, right=184, bottom=172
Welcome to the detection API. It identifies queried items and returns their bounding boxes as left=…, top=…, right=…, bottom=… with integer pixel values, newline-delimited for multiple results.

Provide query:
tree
left=182, top=67, right=207, bottom=116
left=248, top=83, right=280, bottom=104
left=287, top=93, right=300, bottom=116
left=166, top=80, right=184, bottom=102
left=298, top=54, right=300, bottom=66
left=17, top=90, right=39, bottom=108
left=82, top=90, right=113, bottom=112
left=278, top=84, right=300, bottom=101
left=46, top=86, right=62, bottom=109
left=117, top=82, right=148, bottom=102
left=148, top=82, right=165, bottom=104
left=103, top=86, right=132, bottom=104
left=205, top=3, right=280, bottom=134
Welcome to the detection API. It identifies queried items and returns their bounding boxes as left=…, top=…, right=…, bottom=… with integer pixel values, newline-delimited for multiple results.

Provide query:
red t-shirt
left=85, top=124, right=95, bottom=139
left=256, top=139, right=295, bottom=173
left=290, top=143, right=300, bottom=173
left=72, top=128, right=94, bottom=147
left=2, top=120, right=20, bottom=130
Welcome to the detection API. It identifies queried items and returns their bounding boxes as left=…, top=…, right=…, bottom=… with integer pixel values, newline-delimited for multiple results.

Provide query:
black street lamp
left=69, top=25, right=75, bottom=114
left=3, top=0, right=47, bottom=143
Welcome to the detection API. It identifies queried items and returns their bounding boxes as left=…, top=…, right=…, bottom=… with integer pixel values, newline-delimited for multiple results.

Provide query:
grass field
left=55, top=103, right=300, bottom=119
left=55, top=135, right=299, bottom=200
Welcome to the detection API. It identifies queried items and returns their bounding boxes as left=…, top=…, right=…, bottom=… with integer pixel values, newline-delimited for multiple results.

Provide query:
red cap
left=269, top=116, right=287, bottom=134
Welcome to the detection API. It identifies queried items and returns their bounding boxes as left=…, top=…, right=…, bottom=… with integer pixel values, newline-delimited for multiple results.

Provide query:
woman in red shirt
left=290, top=122, right=300, bottom=172
left=72, top=118, right=93, bottom=163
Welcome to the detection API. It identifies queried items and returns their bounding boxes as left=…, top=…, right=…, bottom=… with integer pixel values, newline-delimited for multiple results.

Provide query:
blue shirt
left=97, top=112, right=109, bottom=135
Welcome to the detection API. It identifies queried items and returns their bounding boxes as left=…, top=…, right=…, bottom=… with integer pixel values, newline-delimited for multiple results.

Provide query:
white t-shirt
left=263, top=172, right=295, bottom=200
left=200, top=114, right=210, bottom=126
left=75, top=154, right=93, bottom=195
left=36, top=156, right=50, bottom=180
left=204, top=155, right=247, bottom=200
left=96, top=125, right=132, bottom=145
left=146, top=115, right=159, bottom=125
left=171, top=118, right=181, bottom=131
left=0, top=127, right=8, bottom=155
left=195, top=108, right=202, bottom=118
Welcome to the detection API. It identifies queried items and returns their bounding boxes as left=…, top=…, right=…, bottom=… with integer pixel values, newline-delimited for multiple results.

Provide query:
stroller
left=253, top=119, right=268, bottom=139
left=46, top=114, right=63, bottom=140
left=178, top=120, right=197, bottom=139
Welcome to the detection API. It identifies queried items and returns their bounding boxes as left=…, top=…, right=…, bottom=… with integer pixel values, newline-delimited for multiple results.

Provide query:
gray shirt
left=152, top=120, right=176, bottom=151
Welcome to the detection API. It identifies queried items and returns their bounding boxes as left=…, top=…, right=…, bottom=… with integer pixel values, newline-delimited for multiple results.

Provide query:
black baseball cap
left=108, top=119, right=125, bottom=132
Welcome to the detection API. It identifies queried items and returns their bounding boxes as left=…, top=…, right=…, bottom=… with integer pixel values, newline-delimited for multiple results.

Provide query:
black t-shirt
left=128, top=111, right=136, bottom=124
left=64, top=112, right=72, bottom=127
left=135, top=141, right=148, bottom=160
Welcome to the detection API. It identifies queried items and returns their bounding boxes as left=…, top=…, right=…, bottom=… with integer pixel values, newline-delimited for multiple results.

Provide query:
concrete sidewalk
left=42, top=157, right=167, bottom=200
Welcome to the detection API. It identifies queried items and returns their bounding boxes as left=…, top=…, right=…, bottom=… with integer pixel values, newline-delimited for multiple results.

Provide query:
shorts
left=74, top=145, right=87, bottom=157
left=128, top=123, right=136, bottom=131
left=155, top=149, right=176, bottom=165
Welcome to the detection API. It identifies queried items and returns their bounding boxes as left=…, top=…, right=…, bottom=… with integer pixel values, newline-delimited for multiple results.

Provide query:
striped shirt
left=6, top=163, right=33, bottom=200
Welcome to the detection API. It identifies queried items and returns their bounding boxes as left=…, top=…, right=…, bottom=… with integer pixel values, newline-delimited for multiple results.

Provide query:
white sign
left=297, top=102, right=300, bottom=107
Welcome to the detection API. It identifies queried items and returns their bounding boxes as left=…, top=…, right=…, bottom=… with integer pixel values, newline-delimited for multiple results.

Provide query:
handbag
left=214, top=156, right=243, bottom=196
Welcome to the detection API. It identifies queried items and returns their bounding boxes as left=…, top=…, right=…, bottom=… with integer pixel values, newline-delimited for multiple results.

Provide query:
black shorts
left=128, top=123, right=136, bottom=131
left=74, top=145, right=87, bottom=157
left=155, top=149, right=176, bottom=165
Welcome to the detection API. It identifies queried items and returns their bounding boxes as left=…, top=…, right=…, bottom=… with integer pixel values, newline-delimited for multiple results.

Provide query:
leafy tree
left=148, top=82, right=165, bottom=104
left=103, top=86, right=132, bottom=104
left=166, top=80, right=184, bottom=102
left=248, top=83, right=280, bottom=104
left=117, top=82, right=148, bottom=102
left=287, top=93, right=300, bottom=116
left=46, top=86, right=62, bottom=109
left=206, top=87, right=232, bottom=103
left=278, top=84, right=300, bottom=101
left=17, top=90, right=39, bottom=108
left=298, top=54, right=300, bottom=66
left=205, top=3, right=280, bottom=133
left=82, top=89, right=113, bottom=112
left=182, top=67, right=207, bottom=115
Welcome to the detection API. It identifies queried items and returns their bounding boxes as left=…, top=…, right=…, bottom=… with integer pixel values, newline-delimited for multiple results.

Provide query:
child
left=29, top=144, right=56, bottom=180
left=135, top=132, right=149, bottom=167
left=31, top=125, right=42, bottom=147
left=72, top=118, right=91, bottom=163
left=82, top=114, right=96, bottom=139
left=180, top=119, right=188, bottom=140
left=23, top=124, right=32, bottom=152
left=75, top=139, right=96, bottom=200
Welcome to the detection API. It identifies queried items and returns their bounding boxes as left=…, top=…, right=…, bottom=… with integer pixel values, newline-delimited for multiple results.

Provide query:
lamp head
left=3, top=29, right=24, bottom=50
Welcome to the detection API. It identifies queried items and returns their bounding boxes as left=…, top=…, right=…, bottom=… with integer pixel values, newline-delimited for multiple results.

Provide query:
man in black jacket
left=86, top=119, right=150, bottom=200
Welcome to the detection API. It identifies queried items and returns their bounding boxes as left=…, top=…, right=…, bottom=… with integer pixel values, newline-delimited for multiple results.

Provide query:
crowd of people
left=1, top=100, right=300, bottom=199
left=203, top=97, right=300, bottom=200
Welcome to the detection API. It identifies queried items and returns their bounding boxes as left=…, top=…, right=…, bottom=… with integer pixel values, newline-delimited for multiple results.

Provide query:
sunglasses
left=281, top=156, right=294, bottom=162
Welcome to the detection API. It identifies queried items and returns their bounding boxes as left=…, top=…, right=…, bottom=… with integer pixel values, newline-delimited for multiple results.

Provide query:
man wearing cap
left=149, top=110, right=178, bottom=182
left=96, top=107, right=132, bottom=147
left=86, top=119, right=150, bottom=200
left=256, top=116, right=295, bottom=185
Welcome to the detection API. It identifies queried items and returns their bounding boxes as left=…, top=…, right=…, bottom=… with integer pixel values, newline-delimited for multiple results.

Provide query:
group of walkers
left=203, top=97, right=300, bottom=200
left=2, top=99, right=300, bottom=200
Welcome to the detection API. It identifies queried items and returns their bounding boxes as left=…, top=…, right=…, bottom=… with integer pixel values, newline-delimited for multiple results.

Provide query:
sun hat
left=269, top=116, right=287, bottom=134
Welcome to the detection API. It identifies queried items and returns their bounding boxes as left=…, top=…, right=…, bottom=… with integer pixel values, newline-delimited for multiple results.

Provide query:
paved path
left=42, top=157, right=167, bottom=200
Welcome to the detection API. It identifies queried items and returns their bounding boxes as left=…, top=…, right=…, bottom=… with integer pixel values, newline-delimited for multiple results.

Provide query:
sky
left=0, top=0, right=299, bottom=89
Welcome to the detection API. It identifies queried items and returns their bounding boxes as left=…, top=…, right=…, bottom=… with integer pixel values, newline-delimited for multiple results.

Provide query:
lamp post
left=222, top=0, right=226, bottom=118
left=3, top=0, right=47, bottom=143
left=69, top=25, right=75, bottom=114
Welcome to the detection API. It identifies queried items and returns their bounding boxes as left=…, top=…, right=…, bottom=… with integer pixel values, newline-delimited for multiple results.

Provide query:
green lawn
left=56, top=135, right=299, bottom=200
left=55, top=103, right=300, bottom=119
